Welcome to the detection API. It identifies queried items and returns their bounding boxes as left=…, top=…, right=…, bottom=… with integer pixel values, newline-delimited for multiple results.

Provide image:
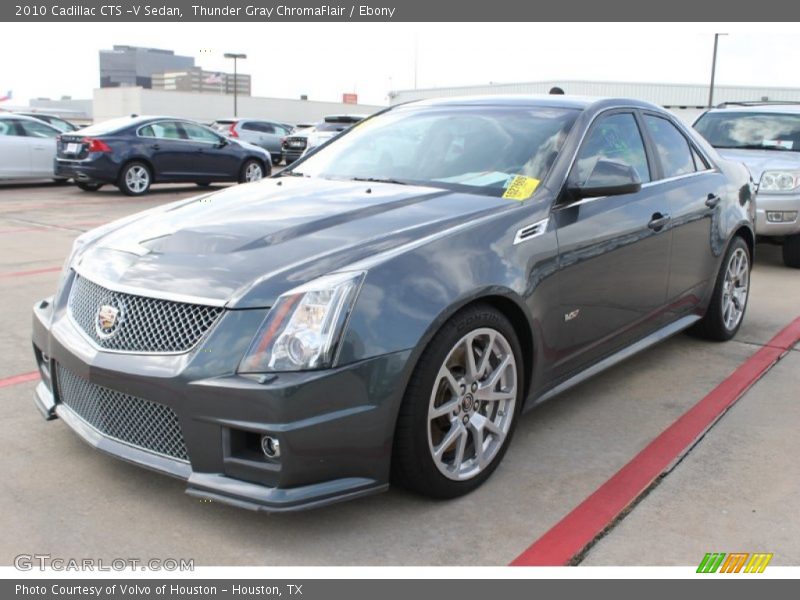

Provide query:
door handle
left=648, top=212, right=671, bottom=231
left=705, top=193, right=721, bottom=208
left=150, top=144, right=160, bottom=150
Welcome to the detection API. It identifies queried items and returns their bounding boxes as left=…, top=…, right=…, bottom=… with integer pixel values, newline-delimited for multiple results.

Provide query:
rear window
left=694, top=111, right=800, bottom=152
left=212, top=120, right=235, bottom=132
left=75, top=117, right=139, bottom=136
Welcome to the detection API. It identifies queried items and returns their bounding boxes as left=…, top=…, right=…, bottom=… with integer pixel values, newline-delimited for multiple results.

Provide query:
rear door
left=640, top=113, right=724, bottom=317
left=552, top=110, right=673, bottom=379
left=138, top=121, right=191, bottom=179
left=0, top=119, right=31, bottom=178
left=18, top=118, right=59, bottom=176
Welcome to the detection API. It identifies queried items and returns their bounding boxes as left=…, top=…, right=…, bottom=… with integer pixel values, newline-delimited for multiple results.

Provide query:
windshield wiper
left=349, top=176, right=409, bottom=185
left=278, top=170, right=308, bottom=177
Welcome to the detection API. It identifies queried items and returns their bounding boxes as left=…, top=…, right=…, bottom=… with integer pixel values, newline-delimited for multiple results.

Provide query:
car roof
left=403, top=94, right=665, bottom=113
left=0, top=112, right=60, bottom=128
left=705, top=103, right=800, bottom=115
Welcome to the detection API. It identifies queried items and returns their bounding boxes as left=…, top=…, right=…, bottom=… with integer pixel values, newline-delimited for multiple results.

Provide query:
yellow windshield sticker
left=502, top=176, right=540, bottom=201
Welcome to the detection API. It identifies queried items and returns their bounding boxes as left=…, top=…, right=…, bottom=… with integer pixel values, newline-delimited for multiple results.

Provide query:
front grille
left=68, top=275, right=224, bottom=353
left=56, top=365, right=189, bottom=461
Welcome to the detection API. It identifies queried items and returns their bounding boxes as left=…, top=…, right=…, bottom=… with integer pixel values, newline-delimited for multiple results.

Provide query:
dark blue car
left=55, top=116, right=272, bottom=195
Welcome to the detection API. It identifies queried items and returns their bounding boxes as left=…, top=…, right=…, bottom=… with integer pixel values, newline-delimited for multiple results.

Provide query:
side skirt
left=526, top=314, right=701, bottom=411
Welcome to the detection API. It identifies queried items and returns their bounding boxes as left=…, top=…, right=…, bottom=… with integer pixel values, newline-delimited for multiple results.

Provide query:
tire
left=117, top=162, right=151, bottom=196
left=392, top=304, right=524, bottom=499
left=782, top=233, right=800, bottom=268
left=691, top=236, right=751, bottom=341
left=272, top=156, right=282, bottom=166
left=239, top=159, right=265, bottom=183
left=76, top=181, right=104, bottom=192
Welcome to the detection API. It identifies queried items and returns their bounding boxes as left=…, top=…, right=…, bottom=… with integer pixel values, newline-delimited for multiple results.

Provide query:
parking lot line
left=0, top=371, right=39, bottom=389
left=0, top=266, right=61, bottom=280
left=510, top=316, right=800, bottom=567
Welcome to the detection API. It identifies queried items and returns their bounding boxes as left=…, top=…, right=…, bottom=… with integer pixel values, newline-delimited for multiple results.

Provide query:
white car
left=0, top=114, right=66, bottom=182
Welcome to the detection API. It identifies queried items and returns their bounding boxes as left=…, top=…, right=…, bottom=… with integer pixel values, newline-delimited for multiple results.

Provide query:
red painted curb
left=0, top=371, right=40, bottom=389
left=510, top=317, right=800, bottom=566
left=0, top=266, right=61, bottom=280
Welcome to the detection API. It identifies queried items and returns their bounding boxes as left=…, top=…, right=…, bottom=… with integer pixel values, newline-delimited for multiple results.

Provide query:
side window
left=19, top=120, right=58, bottom=138
left=574, top=113, right=651, bottom=185
left=181, top=122, right=220, bottom=143
left=0, top=121, right=14, bottom=136
left=644, top=115, right=696, bottom=178
left=148, top=121, right=185, bottom=140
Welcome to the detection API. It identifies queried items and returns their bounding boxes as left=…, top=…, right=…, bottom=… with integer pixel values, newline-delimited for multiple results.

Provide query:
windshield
left=293, top=105, right=579, bottom=198
left=694, top=111, right=800, bottom=152
left=314, top=122, right=354, bottom=132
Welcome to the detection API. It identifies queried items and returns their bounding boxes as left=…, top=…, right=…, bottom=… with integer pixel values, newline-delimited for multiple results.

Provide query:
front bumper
left=755, top=192, right=800, bottom=237
left=32, top=289, right=411, bottom=512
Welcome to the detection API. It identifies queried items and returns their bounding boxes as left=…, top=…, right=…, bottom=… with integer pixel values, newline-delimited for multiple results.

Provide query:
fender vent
left=513, top=218, right=549, bottom=245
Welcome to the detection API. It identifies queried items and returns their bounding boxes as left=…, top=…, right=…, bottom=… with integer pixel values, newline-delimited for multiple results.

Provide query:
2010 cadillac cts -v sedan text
left=32, top=96, right=755, bottom=511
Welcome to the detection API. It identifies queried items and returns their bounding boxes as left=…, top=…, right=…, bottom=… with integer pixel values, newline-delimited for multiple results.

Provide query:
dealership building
left=390, top=79, right=800, bottom=122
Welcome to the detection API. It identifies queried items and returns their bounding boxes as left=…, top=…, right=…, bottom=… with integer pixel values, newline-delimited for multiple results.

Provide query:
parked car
left=694, top=102, right=800, bottom=267
left=281, top=114, right=365, bottom=164
left=15, top=112, right=79, bottom=133
left=211, top=118, right=292, bottom=165
left=0, top=113, right=68, bottom=183
left=55, top=116, right=271, bottom=195
left=33, top=96, right=754, bottom=511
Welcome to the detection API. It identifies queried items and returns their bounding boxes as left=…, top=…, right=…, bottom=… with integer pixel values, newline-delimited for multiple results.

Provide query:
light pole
left=224, top=52, right=247, bottom=117
left=708, top=33, right=727, bottom=108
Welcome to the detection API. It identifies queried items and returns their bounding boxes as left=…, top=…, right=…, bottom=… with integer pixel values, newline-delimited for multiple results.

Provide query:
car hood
left=74, top=177, right=513, bottom=308
left=715, top=147, right=800, bottom=181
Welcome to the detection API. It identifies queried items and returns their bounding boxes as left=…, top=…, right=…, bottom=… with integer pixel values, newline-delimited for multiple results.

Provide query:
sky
left=1, top=22, right=799, bottom=106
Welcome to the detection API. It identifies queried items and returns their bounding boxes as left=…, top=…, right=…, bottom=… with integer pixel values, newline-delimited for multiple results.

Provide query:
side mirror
left=567, top=158, right=642, bottom=200
left=217, top=137, right=230, bottom=147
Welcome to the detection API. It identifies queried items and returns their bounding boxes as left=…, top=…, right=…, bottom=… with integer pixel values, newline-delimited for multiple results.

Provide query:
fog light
left=260, top=435, right=280, bottom=459
left=766, top=211, right=799, bottom=223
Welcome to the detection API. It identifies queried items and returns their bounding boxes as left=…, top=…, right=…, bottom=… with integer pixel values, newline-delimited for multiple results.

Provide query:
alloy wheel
left=245, top=162, right=263, bottom=182
left=125, top=165, right=150, bottom=194
left=427, top=328, right=518, bottom=481
left=721, top=247, right=749, bottom=330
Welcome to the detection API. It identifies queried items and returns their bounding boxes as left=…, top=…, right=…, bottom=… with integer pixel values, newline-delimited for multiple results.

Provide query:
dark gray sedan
left=32, top=96, right=755, bottom=511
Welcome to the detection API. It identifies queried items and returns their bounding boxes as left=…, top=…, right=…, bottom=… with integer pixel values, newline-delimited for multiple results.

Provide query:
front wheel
left=239, top=159, right=265, bottom=183
left=782, top=233, right=800, bottom=268
left=118, top=162, right=151, bottom=196
left=691, top=236, right=751, bottom=341
left=392, top=304, right=523, bottom=499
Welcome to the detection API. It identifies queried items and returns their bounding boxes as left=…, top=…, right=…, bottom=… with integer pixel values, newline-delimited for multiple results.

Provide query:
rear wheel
left=392, top=304, right=523, bottom=499
left=782, top=233, right=800, bottom=268
left=118, top=162, right=151, bottom=196
left=239, top=159, right=265, bottom=183
left=691, top=236, right=750, bottom=341
left=76, top=181, right=103, bottom=192
left=272, top=156, right=282, bottom=166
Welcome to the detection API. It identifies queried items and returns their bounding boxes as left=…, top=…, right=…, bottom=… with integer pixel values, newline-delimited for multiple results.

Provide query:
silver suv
left=212, top=118, right=293, bottom=165
left=694, top=102, right=800, bottom=267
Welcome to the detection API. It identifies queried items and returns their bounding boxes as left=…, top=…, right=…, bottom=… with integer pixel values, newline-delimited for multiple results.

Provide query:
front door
left=552, top=111, right=673, bottom=379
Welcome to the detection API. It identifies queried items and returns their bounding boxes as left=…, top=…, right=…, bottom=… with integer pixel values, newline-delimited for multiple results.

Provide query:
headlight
left=239, top=271, right=365, bottom=373
left=759, top=170, right=800, bottom=193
